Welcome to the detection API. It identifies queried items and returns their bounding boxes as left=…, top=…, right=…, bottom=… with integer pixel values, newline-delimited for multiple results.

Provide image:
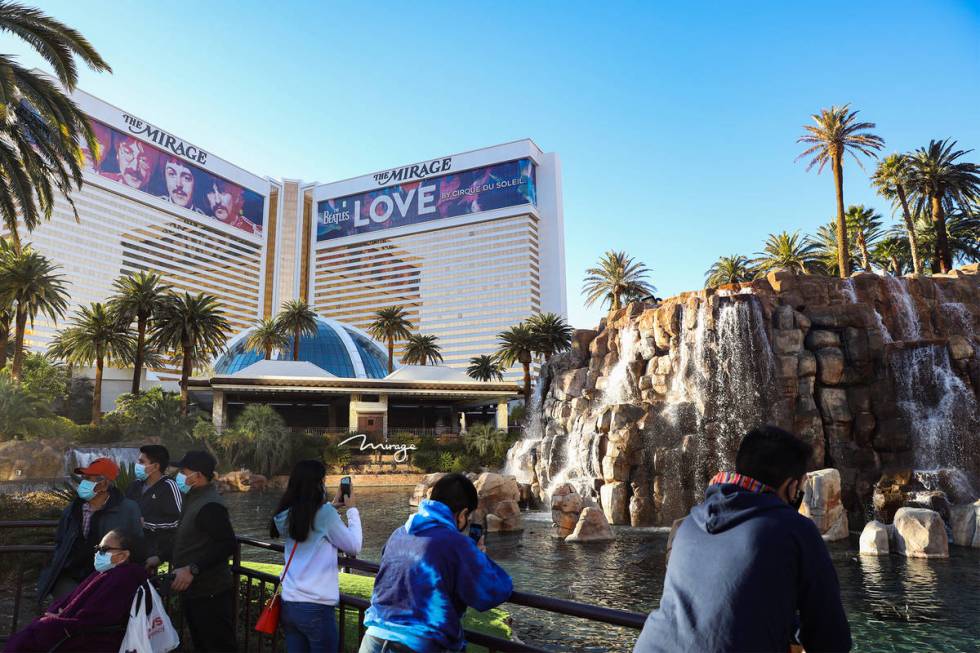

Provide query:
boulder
left=805, top=329, right=841, bottom=350
left=815, top=348, right=845, bottom=386
left=859, top=520, right=890, bottom=555
left=600, top=481, right=630, bottom=525
left=950, top=501, right=980, bottom=548
left=565, top=507, right=615, bottom=542
left=249, top=474, right=268, bottom=492
left=0, top=439, right=68, bottom=480
left=216, top=470, right=252, bottom=493
left=799, top=468, right=849, bottom=541
left=473, top=473, right=523, bottom=532
left=410, top=473, right=445, bottom=506
left=948, top=335, right=974, bottom=360
left=773, top=329, right=803, bottom=355
left=551, top=483, right=585, bottom=537
left=891, top=507, right=949, bottom=558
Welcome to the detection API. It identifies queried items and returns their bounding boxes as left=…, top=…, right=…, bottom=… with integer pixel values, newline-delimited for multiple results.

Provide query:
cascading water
left=64, top=447, right=140, bottom=476
left=503, top=377, right=545, bottom=484
left=883, top=276, right=921, bottom=341
left=890, top=344, right=979, bottom=471
left=843, top=278, right=892, bottom=343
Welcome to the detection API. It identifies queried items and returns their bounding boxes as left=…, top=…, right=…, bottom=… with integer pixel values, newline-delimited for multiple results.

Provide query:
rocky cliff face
left=507, top=267, right=980, bottom=528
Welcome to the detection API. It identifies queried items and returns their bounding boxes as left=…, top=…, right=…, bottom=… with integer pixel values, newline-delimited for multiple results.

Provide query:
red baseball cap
left=73, top=457, right=120, bottom=480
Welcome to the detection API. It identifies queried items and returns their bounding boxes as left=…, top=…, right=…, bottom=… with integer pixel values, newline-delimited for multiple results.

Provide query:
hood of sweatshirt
left=689, top=483, right=791, bottom=534
left=405, top=499, right=459, bottom=535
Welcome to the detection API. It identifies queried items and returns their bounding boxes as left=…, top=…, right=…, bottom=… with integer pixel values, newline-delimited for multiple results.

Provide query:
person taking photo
left=360, top=473, right=513, bottom=653
left=633, top=425, right=852, bottom=653
left=271, top=460, right=362, bottom=653
left=126, top=444, right=182, bottom=572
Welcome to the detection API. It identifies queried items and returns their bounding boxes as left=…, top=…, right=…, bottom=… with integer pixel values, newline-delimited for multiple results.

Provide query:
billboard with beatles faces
left=316, top=158, right=536, bottom=241
left=81, top=119, right=264, bottom=234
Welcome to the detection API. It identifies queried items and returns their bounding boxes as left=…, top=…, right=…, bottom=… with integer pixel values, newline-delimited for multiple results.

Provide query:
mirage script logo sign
left=339, top=433, right=417, bottom=462
left=373, top=157, right=451, bottom=186
left=122, top=114, right=209, bottom=164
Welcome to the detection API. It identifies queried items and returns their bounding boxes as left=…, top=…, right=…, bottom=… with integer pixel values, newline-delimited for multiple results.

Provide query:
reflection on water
left=224, top=488, right=980, bottom=653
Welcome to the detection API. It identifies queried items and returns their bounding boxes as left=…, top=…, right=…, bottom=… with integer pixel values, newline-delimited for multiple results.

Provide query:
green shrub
left=19, top=353, right=69, bottom=408
left=0, top=376, right=49, bottom=440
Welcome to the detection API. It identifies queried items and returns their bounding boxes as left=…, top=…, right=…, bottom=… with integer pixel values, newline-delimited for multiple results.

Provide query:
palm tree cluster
left=493, top=312, right=574, bottom=405
left=702, top=105, right=979, bottom=286
left=794, top=104, right=978, bottom=279
left=243, top=299, right=318, bottom=362
left=582, top=250, right=656, bottom=311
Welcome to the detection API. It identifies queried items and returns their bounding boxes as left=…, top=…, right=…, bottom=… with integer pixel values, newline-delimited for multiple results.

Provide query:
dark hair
left=139, top=445, right=170, bottom=471
left=735, top=425, right=812, bottom=488
left=270, top=460, right=326, bottom=542
left=430, top=473, right=479, bottom=515
left=106, top=528, right=136, bottom=553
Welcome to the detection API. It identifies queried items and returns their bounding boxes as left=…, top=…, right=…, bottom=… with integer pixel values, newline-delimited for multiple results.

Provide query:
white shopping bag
left=119, top=582, right=180, bottom=653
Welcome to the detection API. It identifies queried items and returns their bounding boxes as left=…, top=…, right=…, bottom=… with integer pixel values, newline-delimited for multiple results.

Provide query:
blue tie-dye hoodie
left=364, top=499, right=513, bottom=652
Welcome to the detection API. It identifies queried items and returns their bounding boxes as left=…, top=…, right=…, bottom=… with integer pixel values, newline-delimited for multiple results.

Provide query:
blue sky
left=8, top=1, right=980, bottom=328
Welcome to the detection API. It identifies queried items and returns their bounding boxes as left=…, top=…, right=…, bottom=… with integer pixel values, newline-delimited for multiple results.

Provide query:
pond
left=224, top=487, right=980, bottom=652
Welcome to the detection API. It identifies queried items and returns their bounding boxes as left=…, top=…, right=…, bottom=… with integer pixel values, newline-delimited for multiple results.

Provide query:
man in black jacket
left=634, top=425, right=852, bottom=653
left=126, top=444, right=182, bottom=571
left=170, top=450, right=238, bottom=652
left=36, top=457, right=143, bottom=605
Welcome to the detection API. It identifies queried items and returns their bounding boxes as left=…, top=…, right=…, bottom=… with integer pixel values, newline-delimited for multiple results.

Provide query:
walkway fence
left=0, top=520, right=645, bottom=652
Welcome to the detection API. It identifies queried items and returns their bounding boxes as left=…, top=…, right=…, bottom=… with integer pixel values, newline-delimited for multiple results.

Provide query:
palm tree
left=0, top=245, right=69, bottom=379
left=526, top=312, right=573, bottom=361
left=906, top=139, right=980, bottom=273
left=497, top=322, right=536, bottom=405
left=582, top=250, right=655, bottom=312
left=152, top=292, right=231, bottom=415
left=109, top=271, right=170, bottom=395
left=872, top=154, right=923, bottom=274
left=705, top=255, right=754, bottom=287
left=0, top=300, right=11, bottom=370
left=752, top=231, right=820, bottom=276
left=274, top=299, right=318, bottom=361
left=368, top=305, right=413, bottom=373
left=48, top=302, right=132, bottom=425
left=845, top=205, right=884, bottom=272
left=873, top=236, right=909, bottom=276
left=463, top=423, right=508, bottom=459
left=797, top=105, right=884, bottom=277
left=467, top=354, right=504, bottom=382
left=809, top=223, right=850, bottom=276
left=401, top=333, right=443, bottom=366
left=245, top=317, right=288, bottom=360
left=0, top=3, right=111, bottom=252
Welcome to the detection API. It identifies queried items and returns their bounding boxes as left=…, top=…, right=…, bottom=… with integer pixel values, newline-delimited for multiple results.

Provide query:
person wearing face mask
left=169, top=450, right=238, bottom=652
left=126, top=445, right=182, bottom=572
left=4, top=529, right=146, bottom=653
left=633, top=425, right=852, bottom=653
left=36, top=458, right=143, bottom=607
left=360, top=473, right=513, bottom=653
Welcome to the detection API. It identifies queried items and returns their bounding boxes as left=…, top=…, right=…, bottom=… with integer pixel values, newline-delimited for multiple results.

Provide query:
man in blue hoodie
left=634, top=425, right=852, bottom=653
left=361, top=473, right=514, bottom=653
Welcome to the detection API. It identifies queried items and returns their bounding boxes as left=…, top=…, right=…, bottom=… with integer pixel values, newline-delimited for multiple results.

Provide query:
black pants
left=182, top=589, right=238, bottom=652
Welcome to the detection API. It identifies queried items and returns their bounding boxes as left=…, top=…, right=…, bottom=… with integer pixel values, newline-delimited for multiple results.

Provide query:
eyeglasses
left=93, top=545, right=125, bottom=554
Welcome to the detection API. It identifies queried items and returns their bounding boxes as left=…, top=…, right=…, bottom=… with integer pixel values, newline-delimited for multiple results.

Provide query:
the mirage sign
left=316, top=159, right=536, bottom=241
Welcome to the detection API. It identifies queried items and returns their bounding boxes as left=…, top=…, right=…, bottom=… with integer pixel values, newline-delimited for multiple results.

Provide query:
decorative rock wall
left=512, top=267, right=980, bottom=528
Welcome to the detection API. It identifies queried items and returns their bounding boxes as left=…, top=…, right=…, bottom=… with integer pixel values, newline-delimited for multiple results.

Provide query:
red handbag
left=255, top=541, right=298, bottom=635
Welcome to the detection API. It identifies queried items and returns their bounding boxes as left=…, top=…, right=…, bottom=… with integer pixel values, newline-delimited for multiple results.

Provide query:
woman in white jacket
left=271, top=459, right=362, bottom=652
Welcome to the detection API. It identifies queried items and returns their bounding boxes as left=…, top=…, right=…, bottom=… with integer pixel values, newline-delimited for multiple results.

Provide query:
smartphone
left=340, top=476, right=352, bottom=499
left=469, top=522, right=484, bottom=544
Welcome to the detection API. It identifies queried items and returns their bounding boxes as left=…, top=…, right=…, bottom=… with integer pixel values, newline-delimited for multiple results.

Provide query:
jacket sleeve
left=122, top=500, right=147, bottom=563
left=319, top=505, right=362, bottom=556
left=142, top=479, right=183, bottom=530
left=452, top=540, right=513, bottom=611
left=796, top=522, right=852, bottom=652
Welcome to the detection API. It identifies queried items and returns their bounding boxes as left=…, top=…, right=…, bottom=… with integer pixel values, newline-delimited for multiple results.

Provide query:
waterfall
left=64, top=447, right=140, bottom=477
left=503, top=377, right=545, bottom=483
left=941, top=303, right=975, bottom=337
left=603, top=327, right=638, bottom=405
left=883, top=276, right=921, bottom=341
left=890, top=344, right=979, bottom=472
left=843, top=277, right=892, bottom=343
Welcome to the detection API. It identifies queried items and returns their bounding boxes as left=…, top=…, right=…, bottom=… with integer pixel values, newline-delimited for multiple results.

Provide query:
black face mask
left=790, top=489, right=805, bottom=510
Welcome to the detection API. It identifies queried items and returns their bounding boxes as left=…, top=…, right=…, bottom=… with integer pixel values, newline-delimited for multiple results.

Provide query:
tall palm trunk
left=179, top=339, right=193, bottom=415
left=11, top=307, right=28, bottom=380
left=857, top=234, right=871, bottom=272
left=293, top=325, right=301, bottom=361
left=91, top=355, right=104, bottom=425
left=387, top=339, right=394, bottom=373
left=832, top=153, right=849, bottom=277
left=890, top=255, right=901, bottom=275
left=264, top=344, right=272, bottom=360
left=522, top=361, right=531, bottom=406
left=931, top=194, right=951, bottom=273
left=0, top=326, right=8, bottom=369
left=894, top=184, right=922, bottom=275
left=131, top=313, right=146, bottom=395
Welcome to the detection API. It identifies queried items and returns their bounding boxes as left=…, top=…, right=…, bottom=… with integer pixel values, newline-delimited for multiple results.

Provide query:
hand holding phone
left=469, top=522, right=484, bottom=546
left=334, top=476, right=355, bottom=508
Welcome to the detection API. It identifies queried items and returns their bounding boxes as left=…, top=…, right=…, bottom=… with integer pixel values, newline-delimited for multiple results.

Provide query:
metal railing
left=0, top=521, right=646, bottom=652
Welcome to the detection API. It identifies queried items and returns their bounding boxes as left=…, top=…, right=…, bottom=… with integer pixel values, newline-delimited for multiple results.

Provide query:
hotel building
left=18, top=86, right=566, bottom=392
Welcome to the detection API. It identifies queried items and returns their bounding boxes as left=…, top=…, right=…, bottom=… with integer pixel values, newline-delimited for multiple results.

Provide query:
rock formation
left=799, top=468, right=849, bottom=541
left=859, top=520, right=890, bottom=555
left=566, top=507, right=614, bottom=542
left=891, top=507, right=949, bottom=558
left=409, top=472, right=523, bottom=532
left=508, top=268, right=980, bottom=529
